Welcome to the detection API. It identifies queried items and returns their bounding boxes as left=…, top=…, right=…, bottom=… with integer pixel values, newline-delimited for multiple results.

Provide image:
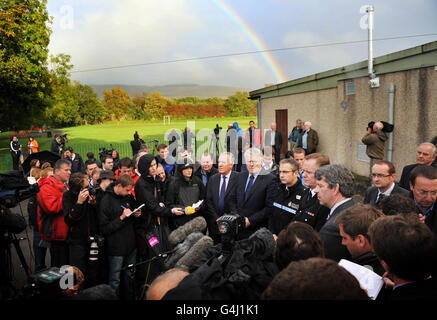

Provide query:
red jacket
left=37, top=176, right=69, bottom=241
left=115, top=169, right=139, bottom=199
left=245, top=128, right=262, bottom=148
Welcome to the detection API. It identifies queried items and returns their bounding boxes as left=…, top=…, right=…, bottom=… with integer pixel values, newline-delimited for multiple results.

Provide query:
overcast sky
left=47, top=0, right=437, bottom=90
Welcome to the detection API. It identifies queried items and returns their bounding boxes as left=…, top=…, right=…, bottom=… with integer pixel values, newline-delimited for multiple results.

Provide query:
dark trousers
left=69, top=243, right=105, bottom=288
left=273, top=146, right=281, bottom=164
left=10, top=152, right=20, bottom=170
left=33, top=229, right=47, bottom=272
left=50, top=241, right=69, bottom=268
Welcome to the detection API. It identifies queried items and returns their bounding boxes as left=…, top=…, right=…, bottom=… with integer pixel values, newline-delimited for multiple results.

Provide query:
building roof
left=249, top=40, right=437, bottom=99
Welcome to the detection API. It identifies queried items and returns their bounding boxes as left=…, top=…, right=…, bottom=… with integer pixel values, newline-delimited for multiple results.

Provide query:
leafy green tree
left=0, top=0, right=53, bottom=130
left=224, top=91, right=257, bottom=116
left=45, top=53, right=80, bottom=127
left=74, top=82, right=107, bottom=124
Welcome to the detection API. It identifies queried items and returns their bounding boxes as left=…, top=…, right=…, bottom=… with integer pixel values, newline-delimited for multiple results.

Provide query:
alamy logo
left=59, top=265, right=75, bottom=290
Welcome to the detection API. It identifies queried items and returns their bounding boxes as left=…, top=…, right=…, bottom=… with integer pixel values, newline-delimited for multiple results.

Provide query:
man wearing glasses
left=267, top=158, right=306, bottom=238
left=409, top=165, right=437, bottom=236
left=364, top=160, right=409, bottom=207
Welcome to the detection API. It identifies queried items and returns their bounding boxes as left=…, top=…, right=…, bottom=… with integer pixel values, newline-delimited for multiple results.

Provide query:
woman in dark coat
left=166, top=161, right=207, bottom=230
left=134, top=154, right=183, bottom=285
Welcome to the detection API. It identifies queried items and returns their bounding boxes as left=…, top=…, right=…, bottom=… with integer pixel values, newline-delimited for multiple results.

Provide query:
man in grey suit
left=364, top=160, right=409, bottom=207
left=205, top=152, right=239, bottom=244
left=314, top=164, right=356, bottom=262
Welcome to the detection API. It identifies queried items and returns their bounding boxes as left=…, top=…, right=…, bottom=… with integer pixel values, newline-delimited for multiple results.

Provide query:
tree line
left=0, top=0, right=256, bottom=130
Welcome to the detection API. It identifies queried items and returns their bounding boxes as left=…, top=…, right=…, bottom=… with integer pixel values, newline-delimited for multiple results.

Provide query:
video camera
left=21, top=267, right=66, bottom=300
left=86, top=185, right=101, bottom=197
left=98, top=144, right=114, bottom=162
left=0, top=171, right=39, bottom=208
left=217, top=214, right=245, bottom=252
left=214, top=124, right=222, bottom=136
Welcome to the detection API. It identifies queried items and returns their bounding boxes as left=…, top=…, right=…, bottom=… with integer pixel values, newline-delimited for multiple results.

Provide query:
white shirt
left=271, top=130, right=276, bottom=146
left=219, top=172, right=232, bottom=194
left=329, top=198, right=352, bottom=217
left=378, top=182, right=395, bottom=197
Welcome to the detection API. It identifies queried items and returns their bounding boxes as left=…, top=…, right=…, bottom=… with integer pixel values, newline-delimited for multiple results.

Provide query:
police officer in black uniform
left=268, top=158, right=306, bottom=236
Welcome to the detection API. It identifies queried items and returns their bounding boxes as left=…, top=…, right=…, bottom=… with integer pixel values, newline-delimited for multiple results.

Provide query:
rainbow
left=212, top=0, right=287, bottom=84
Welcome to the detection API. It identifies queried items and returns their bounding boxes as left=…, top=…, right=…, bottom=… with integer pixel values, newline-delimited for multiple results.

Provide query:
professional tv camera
left=98, top=144, right=114, bottom=162
left=214, top=124, right=222, bottom=137
left=217, top=214, right=245, bottom=252
left=0, top=171, right=39, bottom=209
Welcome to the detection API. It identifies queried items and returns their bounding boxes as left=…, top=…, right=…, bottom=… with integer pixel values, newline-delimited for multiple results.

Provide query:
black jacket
left=194, top=166, right=219, bottom=187
left=294, top=188, right=330, bottom=231
left=66, top=153, right=85, bottom=174
left=351, top=251, right=385, bottom=276
left=51, top=138, right=61, bottom=155
left=134, top=174, right=173, bottom=256
left=63, top=190, right=99, bottom=245
left=268, top=179, right=306, bottom=235
left=98, top=184, right=137, bottom=256
left=166, top=175, right=206, bottom=229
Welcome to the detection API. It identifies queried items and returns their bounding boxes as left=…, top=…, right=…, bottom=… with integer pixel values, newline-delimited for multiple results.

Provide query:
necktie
left=376, top=193, right=385, bottom=205
left=218, top=176, right=227, bottom=212
left=245, top=175, right=254, bottom=200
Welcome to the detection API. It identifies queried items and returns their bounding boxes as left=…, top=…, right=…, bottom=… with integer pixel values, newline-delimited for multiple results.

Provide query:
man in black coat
left=98, top=174, right=140, bottom=300
left=205, top=152, right=239, bottom=244
left=368, top=215, right=437, bottom=300
left=364, top=160, right=409, bottom=207
left=294, top=153, right=330, bottom=231
left=268, top=158, right=306, bottom=236
left=9, top=135, right=21, bottom=170
left=265, top=122, right=283, bottom=164
left=65, top=147, right=85, bottom=174
left=399, top=142, right=437, bottom=191
left=314, top=164, right=356, bottom=262
left=234, top=148, right=277, bottom=240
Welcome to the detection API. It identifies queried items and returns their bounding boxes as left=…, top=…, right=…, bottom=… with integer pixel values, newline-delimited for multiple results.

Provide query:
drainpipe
left=387, top=83, right=395, bottom=161
left=257, top=97, right=262, bottom=133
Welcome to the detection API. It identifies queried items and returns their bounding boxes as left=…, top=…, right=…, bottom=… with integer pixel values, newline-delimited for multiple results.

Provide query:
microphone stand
left=116, top=249, right=175, bottom=300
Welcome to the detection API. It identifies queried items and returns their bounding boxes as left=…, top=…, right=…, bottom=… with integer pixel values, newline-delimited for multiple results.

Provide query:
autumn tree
left=74, top=82, right=107, bottom=124
left=103, top=86, right=131, bottom=120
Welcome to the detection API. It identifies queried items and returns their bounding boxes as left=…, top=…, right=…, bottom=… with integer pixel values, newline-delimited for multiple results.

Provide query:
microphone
left=247, top=227, right=276, bottom=260
left=164, top=232, right=204, bottom=269
left=168, top=216, right=207, bottom=245
left=176, top=236, right=214, bottom=270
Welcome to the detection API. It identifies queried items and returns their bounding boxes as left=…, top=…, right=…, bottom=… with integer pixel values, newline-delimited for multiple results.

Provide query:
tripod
left=7, top=232, right=31, bottom=277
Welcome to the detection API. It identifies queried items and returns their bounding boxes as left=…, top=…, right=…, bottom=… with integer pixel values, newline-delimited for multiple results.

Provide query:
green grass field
left=0, top=116, right=253, bottom=172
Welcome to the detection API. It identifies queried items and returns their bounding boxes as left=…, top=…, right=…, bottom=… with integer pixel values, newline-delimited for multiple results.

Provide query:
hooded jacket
left=98, top=183, right=137, bottom=256
left=135, top=154, right=173, bottom=256
left=37, top=176, right=69, bottom=241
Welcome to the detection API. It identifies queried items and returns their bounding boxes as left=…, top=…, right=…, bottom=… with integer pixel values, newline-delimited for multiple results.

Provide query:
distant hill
left=90, top=84, right=252, bottom=99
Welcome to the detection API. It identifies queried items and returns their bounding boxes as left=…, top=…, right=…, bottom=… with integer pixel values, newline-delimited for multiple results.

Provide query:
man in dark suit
left=364, top=160, right=409, bottom=206
left=399, top=142, right=436, bottom=191
left=314, top=164, right=356, bottom=262
left=235, top=148, right=277, bottom=239
left=205, top=152, right=239, bottom=244
left=409, top=165, right=437, bottom=236
left=265, top=122, right=283, bottom=164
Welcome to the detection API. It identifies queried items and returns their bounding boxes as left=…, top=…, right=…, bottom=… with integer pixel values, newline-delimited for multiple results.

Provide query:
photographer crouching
left=63, top=173, right=105, bottom=288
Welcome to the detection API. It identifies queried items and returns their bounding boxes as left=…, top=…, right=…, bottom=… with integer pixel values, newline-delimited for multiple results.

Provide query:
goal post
left=163, top=115, right=171, bottom=125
